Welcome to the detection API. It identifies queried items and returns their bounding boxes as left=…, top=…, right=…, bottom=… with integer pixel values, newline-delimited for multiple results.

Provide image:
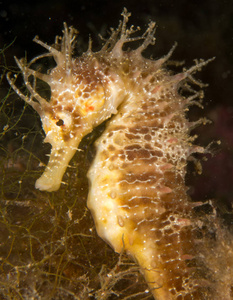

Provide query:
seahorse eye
left=56, top=112, right=72, bottom=128
left=56, top=119, right=64, bottom=126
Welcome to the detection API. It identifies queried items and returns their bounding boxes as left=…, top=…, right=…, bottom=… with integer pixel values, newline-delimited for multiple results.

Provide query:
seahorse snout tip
left=35, top=176, right=61, bottom=192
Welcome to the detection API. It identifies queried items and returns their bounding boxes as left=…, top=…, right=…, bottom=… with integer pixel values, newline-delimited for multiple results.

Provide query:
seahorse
left=7, top=9, right=232, bottom=299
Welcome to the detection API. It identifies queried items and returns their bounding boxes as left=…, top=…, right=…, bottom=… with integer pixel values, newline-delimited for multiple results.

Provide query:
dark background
left=1, top=0, right=233, bottom=216
left=0, top=1, right=233, bottom=298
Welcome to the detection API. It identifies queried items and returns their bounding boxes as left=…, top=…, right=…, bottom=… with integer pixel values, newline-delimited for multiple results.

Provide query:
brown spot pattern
left=88, top=67, right=217, bottom=299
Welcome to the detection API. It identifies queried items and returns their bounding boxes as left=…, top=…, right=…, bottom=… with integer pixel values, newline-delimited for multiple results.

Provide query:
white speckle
left=110, top=191, right=116, bottom=199
left=117, top=215, right=124, bottom=227
left=108, top=164, right=114, bottom=170
left=67, top=209, right=72, bottom=220
left=3, top=124, right=9, bottom=131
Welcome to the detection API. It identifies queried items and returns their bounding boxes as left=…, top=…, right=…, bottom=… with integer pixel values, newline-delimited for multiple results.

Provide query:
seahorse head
left=7, top=22, right=129, bottom=191
left=7, top=9, right=159, bottom=192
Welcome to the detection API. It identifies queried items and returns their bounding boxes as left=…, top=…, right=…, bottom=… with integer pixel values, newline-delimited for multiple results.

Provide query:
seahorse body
left=8, top=9, right=233, bottom=299
left=86, top=39, right=212, bottom=299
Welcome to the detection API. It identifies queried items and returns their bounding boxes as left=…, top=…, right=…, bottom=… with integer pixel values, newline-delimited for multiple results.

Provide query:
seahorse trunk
left=87, top=72, right=213, bottom=299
